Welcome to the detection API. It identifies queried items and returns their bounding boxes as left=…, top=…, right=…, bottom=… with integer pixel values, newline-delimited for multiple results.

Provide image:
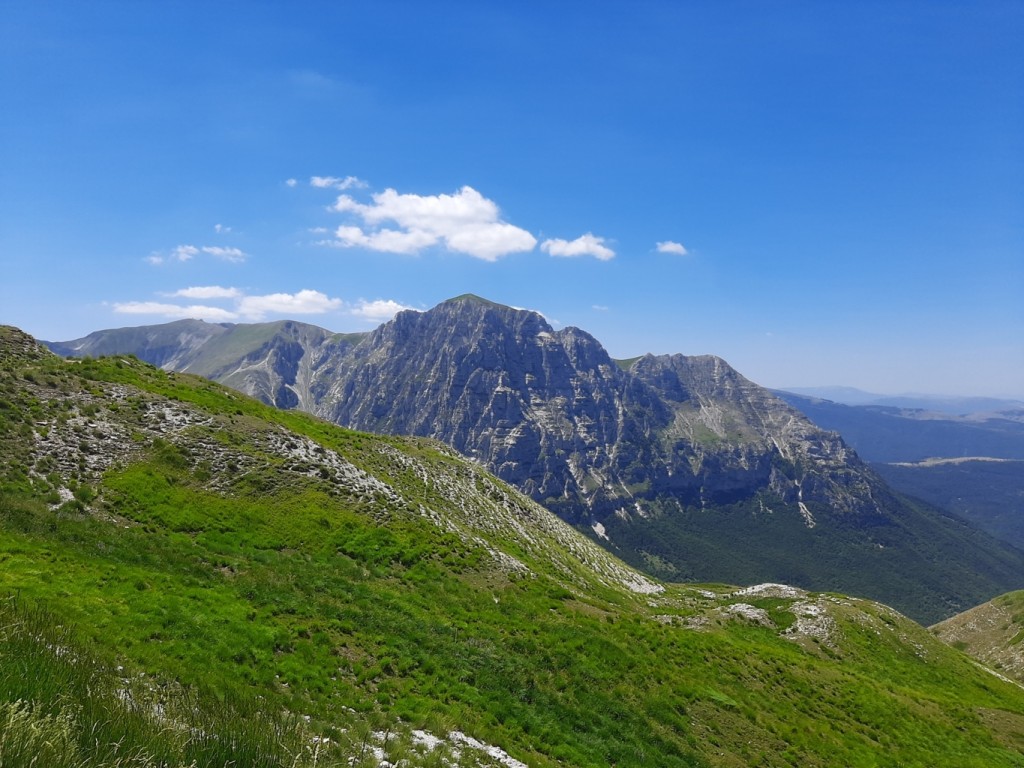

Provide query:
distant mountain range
left=775, top=390, right=1024, bottom=550
left=779, top=386, right=1024, bottom=415
left=44, top=295, right=1024, bottom=623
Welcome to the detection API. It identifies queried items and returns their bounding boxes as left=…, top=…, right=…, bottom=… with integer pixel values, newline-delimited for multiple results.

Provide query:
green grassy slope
left=3, top=325, right=1024, bottom=767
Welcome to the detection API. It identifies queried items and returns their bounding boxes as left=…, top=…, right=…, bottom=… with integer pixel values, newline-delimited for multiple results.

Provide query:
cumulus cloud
left=311, top=175, right=366, bottom=190
left=237, top=289, right=342, bottom=320
left=169, top=286, right=241, bottom=299
left=330, top=224, right=437, bottom=255
left=285, top=178, right=298, bottom=187
left=656, top=240, right=688, bottom=256
left=348, top=298, right=416, bottom=322
left=201, top=245, right=247, bottom=262
left=541, top=233, right=615, bottom=261
left=327, top=185, right=537, bottom=261
left=112, top=301, right=238, bottom=322
left=172, top=244, right=199, bottom=262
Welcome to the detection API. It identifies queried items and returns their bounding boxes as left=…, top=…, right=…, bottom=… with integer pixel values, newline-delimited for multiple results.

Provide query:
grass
left=4, top=326, right=1024, bottom=766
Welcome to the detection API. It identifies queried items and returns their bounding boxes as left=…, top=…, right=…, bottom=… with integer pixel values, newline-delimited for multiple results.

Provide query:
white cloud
left=330, top=224, right=437, bottom=255
left=201, top=246, right=247, bottom=262
left=112, top=301, right=238, bottom=322
left=172, top=244, right=199, bottom=262
left=348, top=298, right=416, bottom=322
left=285, top=178, right=298, bottom=187
left=308, top=226, right=330, bottom=234
left=147, top=243, right=246, bottom=265
left=656, top=240, right=688, bottom=256
left=311, top=175, right=366, bottom=190
left=592, top=304, right=609, bottom=311
left=214, top=223, right=232, bottom=234
left=237, top=289, right=342, bottom=320
left=328, top=185, right=537, bottom=261
left=541, top=233, right=615, bottom=261
left=169, top=286, right=241, bottom=300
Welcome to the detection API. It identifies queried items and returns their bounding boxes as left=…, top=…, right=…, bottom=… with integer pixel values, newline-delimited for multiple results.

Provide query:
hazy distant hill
left=776, top=390, right=1024, bottom=549
left=6, top=324, right=1024, bottom=765
left=780, top=386, right=1024, bottom=415
left=46, top=297, right=1024, bottom=623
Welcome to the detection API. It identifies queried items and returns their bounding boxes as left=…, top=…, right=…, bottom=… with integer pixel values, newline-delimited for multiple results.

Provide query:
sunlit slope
left=3, top=325, right=1024, bottom=767
left=932, top=590, right=1024, bottom=685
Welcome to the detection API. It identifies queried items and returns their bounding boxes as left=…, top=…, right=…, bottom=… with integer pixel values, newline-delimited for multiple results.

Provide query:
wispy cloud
left=656, top=240, right=688, bottom=256
left=173, top=244, right=199, bottom=262
left=285, top=178, right=298, bottom=187
left=145, top=243, right=246, bottom=266
left=310, top=175, right=367, bottom=191
left=168, top=286, right=241, bottom=299
left=327, top=185, right=537, bottom=261
left=592, top=304, right=609, bottom=311
left=112, top=301, right=238, bottom=322
left=541, top=233, right=615, bottom=261
left=201, top=246, right=247, bottom=262
left=214, top=223, right=232, bottom=234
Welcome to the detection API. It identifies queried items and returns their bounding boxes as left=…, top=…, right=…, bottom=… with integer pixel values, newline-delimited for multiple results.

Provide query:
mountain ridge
left=44, top=298, right=1024, bottom=623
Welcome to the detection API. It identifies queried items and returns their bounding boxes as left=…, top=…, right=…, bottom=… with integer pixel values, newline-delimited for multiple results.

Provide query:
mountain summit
left=47, top=297, right=1024, bottom=622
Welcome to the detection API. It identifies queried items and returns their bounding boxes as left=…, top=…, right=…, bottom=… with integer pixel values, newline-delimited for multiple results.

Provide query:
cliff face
left=314, top=298, right=663, bottom=510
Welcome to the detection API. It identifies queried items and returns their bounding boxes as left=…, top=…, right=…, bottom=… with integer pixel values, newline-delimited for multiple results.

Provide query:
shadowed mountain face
left=46, top=296, right=1024, bottom=622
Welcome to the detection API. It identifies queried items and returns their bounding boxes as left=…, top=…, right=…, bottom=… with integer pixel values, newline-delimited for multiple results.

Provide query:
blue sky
left=2, top=1, right=1021, bottom=397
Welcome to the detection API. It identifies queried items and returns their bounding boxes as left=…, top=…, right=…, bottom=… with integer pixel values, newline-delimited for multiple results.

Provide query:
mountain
left=932, top=591, right=1024, bottom=685
left=45, top=296, right=1024, bottom=624
left=773, top=391, right=1024, bottom=463
left=6, top=324, right=1024, bottom=765
left=776, top=390, right=1024, bottom=550
left=780, top=386, right=1024, bottom=415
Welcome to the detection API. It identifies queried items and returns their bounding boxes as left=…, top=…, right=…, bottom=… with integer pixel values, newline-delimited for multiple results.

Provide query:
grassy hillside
left=3, top=325, right=1024, bottom=766
left=932, top=591, right=1024, bottom=685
